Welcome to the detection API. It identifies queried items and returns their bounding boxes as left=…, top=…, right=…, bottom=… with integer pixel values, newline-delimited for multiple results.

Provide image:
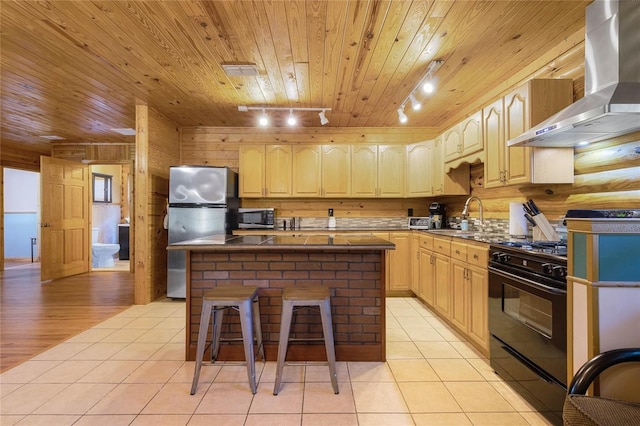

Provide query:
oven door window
left=503, top=284, right=553, bottom=339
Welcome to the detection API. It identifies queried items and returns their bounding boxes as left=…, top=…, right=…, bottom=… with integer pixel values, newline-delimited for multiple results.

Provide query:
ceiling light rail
left=397, top=59, right=443, bottom=124
left=238, top=106, right=332, bottom=126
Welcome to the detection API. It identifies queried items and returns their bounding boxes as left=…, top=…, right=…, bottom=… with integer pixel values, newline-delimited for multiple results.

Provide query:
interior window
left=92, top=173, right=113, bottom=203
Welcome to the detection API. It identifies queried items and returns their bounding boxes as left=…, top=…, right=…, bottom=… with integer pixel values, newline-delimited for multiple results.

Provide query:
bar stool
left=273, top=286, right=339, bottom=395
left=191, top=286, right=264, bottom=395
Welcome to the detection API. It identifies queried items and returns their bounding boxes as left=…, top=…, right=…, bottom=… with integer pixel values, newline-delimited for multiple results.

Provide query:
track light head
left=287, top=109, right=297, bottom=126
left=258, top=109, right=269, bottom=126
left=318, top=109, right=329, bottom=125
left=397, top=106, right=408, bottom=124
left=422, top=80, right=435, bottom=94
left=409, top=93, right=421, bottom=111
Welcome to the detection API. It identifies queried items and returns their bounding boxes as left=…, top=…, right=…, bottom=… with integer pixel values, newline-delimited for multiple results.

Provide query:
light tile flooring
left=0, top=297, right=553, bottom=425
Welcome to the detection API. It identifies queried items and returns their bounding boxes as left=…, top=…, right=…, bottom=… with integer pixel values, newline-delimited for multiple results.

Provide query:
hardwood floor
left=0, top=263, right=135, bottom=373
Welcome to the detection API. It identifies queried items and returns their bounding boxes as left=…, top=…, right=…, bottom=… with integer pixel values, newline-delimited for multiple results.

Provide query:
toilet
left=92, top=228, right=120, bottom=268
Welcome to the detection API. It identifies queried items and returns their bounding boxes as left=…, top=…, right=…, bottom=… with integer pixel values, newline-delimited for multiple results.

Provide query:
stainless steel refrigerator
left=167, top=166, right=239, bottom=298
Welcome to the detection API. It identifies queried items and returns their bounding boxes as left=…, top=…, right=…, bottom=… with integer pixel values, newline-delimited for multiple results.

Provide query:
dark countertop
left=167, top=234, right=396, bottom=251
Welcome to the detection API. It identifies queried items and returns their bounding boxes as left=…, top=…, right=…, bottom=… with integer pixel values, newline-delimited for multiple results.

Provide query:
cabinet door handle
left=473, top=254, right=479, bottom=260
left=455, top=249, right=460, bottom=255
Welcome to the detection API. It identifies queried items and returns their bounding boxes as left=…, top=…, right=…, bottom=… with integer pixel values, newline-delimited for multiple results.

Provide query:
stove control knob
left=542, top=263, right=554, bottom=275
left=552, top=265, right=567, bottom=279
left=492, top=252, right=510, bottom=263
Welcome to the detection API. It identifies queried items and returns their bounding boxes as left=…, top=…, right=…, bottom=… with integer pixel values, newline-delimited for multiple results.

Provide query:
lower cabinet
left=388, top=232, right=411, bottom=292
left=411, top=232, right=489, bottom=355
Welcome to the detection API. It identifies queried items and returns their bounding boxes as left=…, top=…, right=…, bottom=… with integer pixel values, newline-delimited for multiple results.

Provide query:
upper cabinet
left=239, top=145, right=266, bottom=197
left=352, top=145, right=405, bottom=198
left=321, top=145, right=351, bottom=197
left=378, top=145, right=405, bottom=198
left=433, top=136, right=470, bottom=196
left=351, top=145, right=378, bottom=197
left=485, top=79, right=575, bottom=188
left=265, top=145, right=292, bottom=197
left=239, top=145, right=292, bottom=197
left=292, top=145, right=322, bottom=197
left=444, top=111, right=484, bottom=171
left=406, top=141, right=433, bottom=197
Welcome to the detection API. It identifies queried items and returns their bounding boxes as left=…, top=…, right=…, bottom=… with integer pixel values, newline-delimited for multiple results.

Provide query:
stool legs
left=238, top=298, right=257, bottom=394
left=191, top=289, right=264, bottom=396
left=320, top=298, right=339, bottom=394
left=274, top=292, right=339, bottom=395
left=273, top=299, right=294, bottom=395
left=191, top=300, right=214, bottom=395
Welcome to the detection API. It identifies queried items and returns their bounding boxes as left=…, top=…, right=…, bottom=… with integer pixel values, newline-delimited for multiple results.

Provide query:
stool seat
left=274, top=286, right=338, bottom=395
left=191, top=286, right=264, bottom=395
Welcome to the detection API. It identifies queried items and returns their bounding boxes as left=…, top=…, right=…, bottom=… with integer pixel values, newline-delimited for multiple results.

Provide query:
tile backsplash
left=274, top=215, right=566, bottom=240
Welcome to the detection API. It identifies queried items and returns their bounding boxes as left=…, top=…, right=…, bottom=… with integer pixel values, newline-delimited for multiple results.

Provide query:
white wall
left=3, top=168, right=40, bottom=259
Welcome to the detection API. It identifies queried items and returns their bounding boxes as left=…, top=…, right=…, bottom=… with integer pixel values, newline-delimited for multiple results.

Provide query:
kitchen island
left=167, top=234, right=395, bottom=362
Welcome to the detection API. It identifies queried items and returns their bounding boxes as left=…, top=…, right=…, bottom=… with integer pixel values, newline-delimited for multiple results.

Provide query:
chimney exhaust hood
left=508, top=0, right=640, bottom=148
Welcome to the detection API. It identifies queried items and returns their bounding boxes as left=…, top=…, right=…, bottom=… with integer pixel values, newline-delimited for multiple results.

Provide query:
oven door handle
left=488, top=266, right=566, bottom=295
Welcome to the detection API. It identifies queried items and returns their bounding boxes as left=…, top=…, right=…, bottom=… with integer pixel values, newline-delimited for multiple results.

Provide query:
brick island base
left=186, top=249, right=386, bottom=362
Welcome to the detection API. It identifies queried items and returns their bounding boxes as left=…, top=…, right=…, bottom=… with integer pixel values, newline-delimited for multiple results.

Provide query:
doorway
left=90, top=163, right=132, bottom=272
left=2, top=168, right=40, bottom=270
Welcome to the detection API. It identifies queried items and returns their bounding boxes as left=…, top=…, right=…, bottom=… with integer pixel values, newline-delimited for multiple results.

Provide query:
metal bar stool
left=273, top=286, right=339, bottom=395
left=191, top=286, right=264, bottom=395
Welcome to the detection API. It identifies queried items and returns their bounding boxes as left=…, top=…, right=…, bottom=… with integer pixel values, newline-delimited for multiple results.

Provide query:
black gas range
left=488, top=240, right=568, bottom=425
left=490, top=241, right=568, bottom=286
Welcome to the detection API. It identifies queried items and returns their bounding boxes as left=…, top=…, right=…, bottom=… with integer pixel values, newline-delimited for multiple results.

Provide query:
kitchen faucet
left=462, top=196, right=484, bottom=230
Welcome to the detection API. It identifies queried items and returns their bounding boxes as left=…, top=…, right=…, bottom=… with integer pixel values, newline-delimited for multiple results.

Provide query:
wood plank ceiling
left=1, top=0, right=589, bottom=161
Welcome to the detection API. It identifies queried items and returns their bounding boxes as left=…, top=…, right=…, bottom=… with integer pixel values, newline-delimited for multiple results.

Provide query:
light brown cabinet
left=351, top=145, right=405, bottom=198
left=292, top=145, right=322, bottom=197
left=484, top=79, right=575, bottom=188
left=433, top=136, right=469, bottom=196
left=449, top=241, right=489, bottom=353
left=406, top=142, right=433, bottom=197
left=432, top=237, right=452, bottom=319
left=321, top=145, right=351, bottom=197
left=417, top=234, right=435, bottom=306
left=388, top=232, right=411, bottom=292
left=410, top=232, right=489, bottom=355
left=239, top=144, right=292, bottom=197
left=444, top=111, right=484, bottom=166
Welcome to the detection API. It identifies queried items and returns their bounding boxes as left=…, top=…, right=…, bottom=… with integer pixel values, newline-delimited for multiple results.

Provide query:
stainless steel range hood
left=508, top=0, right=640, bottom=147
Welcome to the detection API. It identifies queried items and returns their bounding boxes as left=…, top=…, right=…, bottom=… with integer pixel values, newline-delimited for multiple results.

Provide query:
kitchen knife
left=527, top=199, right=541, bottom=215
left=524, top=213, right=537, bottom=227
left=522, top=203, right=534, bottom=216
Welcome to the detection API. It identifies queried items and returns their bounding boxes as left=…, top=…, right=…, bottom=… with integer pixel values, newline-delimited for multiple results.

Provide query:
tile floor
left=0, top=297, right=553, bottom=425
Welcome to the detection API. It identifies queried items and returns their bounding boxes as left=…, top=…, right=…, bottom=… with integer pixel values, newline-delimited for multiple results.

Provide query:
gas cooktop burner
left=497, top=241, right=567, bottom=256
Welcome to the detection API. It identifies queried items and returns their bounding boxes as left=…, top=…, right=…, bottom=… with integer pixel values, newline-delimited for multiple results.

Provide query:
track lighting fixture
left=409, top=93, right=421, bottom=111
left=318, top=109, right=329, bottom=125
left=238, top=105, right=331, bottom=126
left=397, top=59, right=443, bottom=123
left=397, top=107, right=408, bottom=124
left=287, top=109, right=297, bottom=126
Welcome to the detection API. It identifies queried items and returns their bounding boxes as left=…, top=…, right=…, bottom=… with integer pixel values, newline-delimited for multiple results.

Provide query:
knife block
left=531, top=213, right=560, bottom=241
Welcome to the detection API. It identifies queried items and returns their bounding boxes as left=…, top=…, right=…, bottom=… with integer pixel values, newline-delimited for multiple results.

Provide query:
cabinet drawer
left=450, top=241, right=467, bottom=261
left=419, top=234, right=434, bottom=250
left=467, top=245, right=488, bottom=268
left=433, top=237, right=451, bottom=256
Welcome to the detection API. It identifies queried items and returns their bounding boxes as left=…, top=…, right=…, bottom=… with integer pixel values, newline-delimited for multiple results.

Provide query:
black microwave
left=238, top=208, right=275, bottom=229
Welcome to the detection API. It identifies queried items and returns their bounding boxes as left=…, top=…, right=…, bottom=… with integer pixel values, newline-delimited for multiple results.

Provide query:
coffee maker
left=429, top=202, right=446, bottom=229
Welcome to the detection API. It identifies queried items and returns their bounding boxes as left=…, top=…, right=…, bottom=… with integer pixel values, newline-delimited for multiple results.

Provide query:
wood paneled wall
left=51, top=144, right=135, bottom=163
left=134, top=105, right=180, bottom=304
left=1, top=166, right=4, bottom=270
